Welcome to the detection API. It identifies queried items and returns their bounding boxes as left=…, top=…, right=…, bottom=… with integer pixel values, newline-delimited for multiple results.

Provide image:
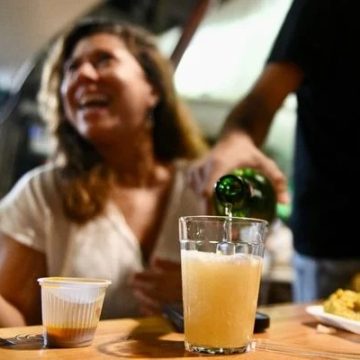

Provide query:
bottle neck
left=215, top=174, right=251, bottom=212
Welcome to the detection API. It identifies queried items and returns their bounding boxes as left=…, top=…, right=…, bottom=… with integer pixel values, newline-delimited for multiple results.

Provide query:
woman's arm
left=0, top=233, right=47, bottom=326
left=0, top=294, right=26, bottom=327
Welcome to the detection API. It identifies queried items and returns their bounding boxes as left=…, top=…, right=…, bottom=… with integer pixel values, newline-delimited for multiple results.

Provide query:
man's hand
left=187, top=131, right=289, bottom=204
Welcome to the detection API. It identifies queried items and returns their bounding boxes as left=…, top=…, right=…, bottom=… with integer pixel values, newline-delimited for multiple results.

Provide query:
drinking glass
left=179, top=215, right=267, bottom=354
left=38, top=277, right=111, bottom=348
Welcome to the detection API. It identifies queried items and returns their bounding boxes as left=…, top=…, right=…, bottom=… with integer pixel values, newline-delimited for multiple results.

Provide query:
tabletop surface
left=0, top=303, right=359, bottom=359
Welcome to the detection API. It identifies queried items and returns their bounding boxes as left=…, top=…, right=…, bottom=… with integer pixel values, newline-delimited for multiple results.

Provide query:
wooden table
left=0, top=303, right=359, bottom=359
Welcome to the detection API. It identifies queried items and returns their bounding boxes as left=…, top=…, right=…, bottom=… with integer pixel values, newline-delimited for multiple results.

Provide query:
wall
left=167, top=0, right=296, bottom=178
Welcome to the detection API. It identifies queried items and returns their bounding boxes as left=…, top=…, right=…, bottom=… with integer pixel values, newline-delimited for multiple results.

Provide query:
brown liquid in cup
left=45, top=326, right=97, bottom=348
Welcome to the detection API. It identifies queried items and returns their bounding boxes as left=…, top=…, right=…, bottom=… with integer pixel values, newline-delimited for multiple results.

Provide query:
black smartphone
left=162, top=303, right=184, bottom=332
left=162, top=303, right=270, bottom=333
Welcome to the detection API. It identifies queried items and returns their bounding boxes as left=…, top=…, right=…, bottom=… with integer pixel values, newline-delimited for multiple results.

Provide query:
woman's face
left=60, top=32, right=159, bottom=145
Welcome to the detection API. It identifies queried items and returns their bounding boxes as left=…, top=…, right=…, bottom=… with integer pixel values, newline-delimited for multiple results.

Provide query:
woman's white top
left=0, top=160, right=206, bottom=318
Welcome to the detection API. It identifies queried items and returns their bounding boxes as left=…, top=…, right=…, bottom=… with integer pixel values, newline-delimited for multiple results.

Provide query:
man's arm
left=188, top=62, right=304, bottom=200
left=223, top=62, right=303, bottom=143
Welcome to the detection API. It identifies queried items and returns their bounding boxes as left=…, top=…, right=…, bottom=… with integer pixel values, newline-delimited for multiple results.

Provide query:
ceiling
left=0, top=0, right=200, bottom=88
left=0, top=0, right=103, bottom=86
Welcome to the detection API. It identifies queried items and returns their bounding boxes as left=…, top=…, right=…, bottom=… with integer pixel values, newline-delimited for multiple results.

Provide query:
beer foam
left=181, top=249, right=261, bottom=265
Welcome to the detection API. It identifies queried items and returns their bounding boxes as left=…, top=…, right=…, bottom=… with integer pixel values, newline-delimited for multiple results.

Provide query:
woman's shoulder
left=17, top=162, right=59, bottom=185
left=0, top=163, right=64, bottom=253
left=1, top=162, right=60, bottom=205
left=173, top=158, right=192, bottom=173
left=18, top=162, right=58, bottom=181
left=171, top=158, right=205, bottom=202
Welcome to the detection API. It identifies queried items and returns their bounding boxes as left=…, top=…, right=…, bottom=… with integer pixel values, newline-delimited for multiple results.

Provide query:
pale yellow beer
left=179, top=215, right=267, bottom=354
left=181, top=250, right=262, bottom=350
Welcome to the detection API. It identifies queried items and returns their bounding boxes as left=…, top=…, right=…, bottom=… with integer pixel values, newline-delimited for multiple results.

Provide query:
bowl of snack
left=306, top=289, right=360, bottom=334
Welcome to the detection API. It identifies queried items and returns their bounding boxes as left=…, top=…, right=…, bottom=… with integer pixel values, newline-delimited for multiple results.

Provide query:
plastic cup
left=179, top=216, right=267, bottom=354
left=37, top=277, right=111, bottom=348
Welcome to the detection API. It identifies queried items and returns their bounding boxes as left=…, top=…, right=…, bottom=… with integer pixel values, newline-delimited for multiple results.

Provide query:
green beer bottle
left=214, top=168, right=276, bottom=222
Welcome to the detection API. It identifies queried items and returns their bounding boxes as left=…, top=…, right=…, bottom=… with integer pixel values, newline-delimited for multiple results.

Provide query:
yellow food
left=323, top=289, right=360, bottom=321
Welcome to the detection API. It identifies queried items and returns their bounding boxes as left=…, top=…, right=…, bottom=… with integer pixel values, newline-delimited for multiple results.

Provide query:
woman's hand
left=130, top=258, right=182, bottom=316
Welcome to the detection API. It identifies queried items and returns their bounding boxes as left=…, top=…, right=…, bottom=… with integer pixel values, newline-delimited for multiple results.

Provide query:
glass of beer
left=179, top=215, right=267, bottom=354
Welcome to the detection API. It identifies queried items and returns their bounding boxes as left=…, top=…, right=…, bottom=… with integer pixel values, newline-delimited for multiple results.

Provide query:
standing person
left=0, top=19, right=208, bottom=326
left=188, top=0, right=360, bottom=302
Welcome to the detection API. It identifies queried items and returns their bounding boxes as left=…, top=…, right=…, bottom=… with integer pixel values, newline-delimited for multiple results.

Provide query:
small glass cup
left=37, top=277, right=111, bottom=348
left=179, top=215, right=267, bottom=354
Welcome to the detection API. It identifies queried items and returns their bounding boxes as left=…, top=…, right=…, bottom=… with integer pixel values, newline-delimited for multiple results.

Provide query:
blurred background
left=0, top=0, right=295, bottom=302
left=0, top=0, right=295, bottom=195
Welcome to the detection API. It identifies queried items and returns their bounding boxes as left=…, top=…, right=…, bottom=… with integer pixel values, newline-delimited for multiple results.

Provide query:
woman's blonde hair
left=38, top=19, right=208, bottom=223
